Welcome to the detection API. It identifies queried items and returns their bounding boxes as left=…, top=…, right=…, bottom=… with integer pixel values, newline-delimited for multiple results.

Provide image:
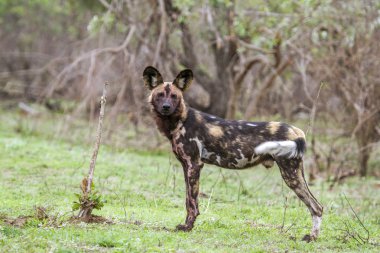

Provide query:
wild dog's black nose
left=162, top=103, right=171, bottom=110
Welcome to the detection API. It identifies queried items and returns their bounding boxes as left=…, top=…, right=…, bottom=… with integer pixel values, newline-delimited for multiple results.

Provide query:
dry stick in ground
left=77, top=81, right=108, bottom=220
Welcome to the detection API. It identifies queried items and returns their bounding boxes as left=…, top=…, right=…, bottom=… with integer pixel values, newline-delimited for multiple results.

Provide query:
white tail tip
left=254, top=140, right=302, bottom=158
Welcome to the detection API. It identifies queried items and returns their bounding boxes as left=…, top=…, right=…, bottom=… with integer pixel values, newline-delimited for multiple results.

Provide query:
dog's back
left=181, top=108, right=305, bottom=169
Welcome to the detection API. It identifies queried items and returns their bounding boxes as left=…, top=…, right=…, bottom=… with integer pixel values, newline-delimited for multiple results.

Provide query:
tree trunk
left=354, top=115, right=377, bottom=177
left=202, top=73, right=232, bottom=118
left=358, top=145, right=370, bottom=177
left=356, top=136, right=372, bottom=177
left=164, top=0, right=237, bottom=118
left=77, top=205, right=93, bottom=222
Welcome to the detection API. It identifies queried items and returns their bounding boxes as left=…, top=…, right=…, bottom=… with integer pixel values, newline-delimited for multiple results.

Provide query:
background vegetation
left=0, top=0, right=379, bottom=252
left=1, top=0, right=379, bottom=176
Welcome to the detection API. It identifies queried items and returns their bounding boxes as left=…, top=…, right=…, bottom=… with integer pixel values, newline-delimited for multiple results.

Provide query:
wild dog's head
left=143, top=66, right=193, bottom=118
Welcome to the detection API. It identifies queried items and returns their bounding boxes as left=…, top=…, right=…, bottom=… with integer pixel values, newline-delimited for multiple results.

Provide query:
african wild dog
left=143, top=66, right=323, bottom=242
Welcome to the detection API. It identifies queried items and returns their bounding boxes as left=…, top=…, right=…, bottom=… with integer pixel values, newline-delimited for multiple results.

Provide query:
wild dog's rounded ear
left=143, top=66, right=163, bottom=90
left=173, top=69, right=193, bottom=91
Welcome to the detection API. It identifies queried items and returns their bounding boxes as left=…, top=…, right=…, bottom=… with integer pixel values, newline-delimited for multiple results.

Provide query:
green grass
left=0, top=109, right=379, bottom=252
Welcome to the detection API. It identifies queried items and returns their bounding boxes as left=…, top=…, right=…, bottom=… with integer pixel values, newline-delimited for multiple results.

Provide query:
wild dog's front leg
left=176, top=161, right=203, bottom=231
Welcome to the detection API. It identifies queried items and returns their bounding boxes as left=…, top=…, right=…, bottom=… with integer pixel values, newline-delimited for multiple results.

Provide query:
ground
left=0, top=108, right=379, bottom=252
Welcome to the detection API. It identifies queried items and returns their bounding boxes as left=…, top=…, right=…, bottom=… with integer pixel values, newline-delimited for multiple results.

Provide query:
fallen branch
left=329, top=166, right=356, bottom=190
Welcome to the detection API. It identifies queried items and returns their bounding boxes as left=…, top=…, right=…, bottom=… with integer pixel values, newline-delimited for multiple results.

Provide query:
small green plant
left=72, top=179, right=106, bottom=214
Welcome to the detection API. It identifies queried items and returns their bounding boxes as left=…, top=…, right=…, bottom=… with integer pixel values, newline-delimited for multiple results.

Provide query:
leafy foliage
left=72, top=181, right=106, bottom=212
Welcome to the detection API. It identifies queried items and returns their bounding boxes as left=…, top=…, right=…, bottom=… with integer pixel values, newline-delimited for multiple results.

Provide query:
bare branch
left=44, top=25, right=136, bottom=97
left=238, top=39, right=274, bottom=54
left=205, top=2, right=223, bottom=49
left=153, top=0, right=167, bottom=66
left=226, top=55, right=267, bottom=118
left=233, top=55, right=267, bottom=85
left=244, top=57, right=291, bottom=118
left=351, top=108, right=380, bottom=139
left=306, top=82, right=325, bottom=137
left=98, top=0, right=112, bottom=10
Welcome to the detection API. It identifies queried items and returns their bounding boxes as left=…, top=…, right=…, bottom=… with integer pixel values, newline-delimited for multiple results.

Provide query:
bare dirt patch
left=1, top=215, right=33, bottom=227
left=68, top=214, right=113, bottom=224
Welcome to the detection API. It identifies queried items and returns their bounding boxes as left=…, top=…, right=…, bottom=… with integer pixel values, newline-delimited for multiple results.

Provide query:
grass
left=0, top=107, right=379, bottom=252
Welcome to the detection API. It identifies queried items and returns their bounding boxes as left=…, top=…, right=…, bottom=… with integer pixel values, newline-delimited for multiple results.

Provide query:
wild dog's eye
left=157, top=92, right=165, bottom=97
left=170, top=94, right=177, bottom=99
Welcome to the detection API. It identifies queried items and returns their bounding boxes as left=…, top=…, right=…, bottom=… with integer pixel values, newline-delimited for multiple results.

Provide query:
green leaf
left=72, top=202, right=81, bottom=211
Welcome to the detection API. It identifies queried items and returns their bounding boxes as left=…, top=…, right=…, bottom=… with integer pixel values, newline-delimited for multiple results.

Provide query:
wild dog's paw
left=302, top=234, right=317, bottom=242
left=175, top=224, right=193, bottom=232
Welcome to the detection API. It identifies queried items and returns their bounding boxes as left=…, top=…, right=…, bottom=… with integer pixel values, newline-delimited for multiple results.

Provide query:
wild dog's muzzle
left=161, top=102, right=171, bottom=115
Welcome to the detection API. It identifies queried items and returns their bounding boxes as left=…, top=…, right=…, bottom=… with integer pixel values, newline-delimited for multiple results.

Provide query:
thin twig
left=305, top=81, right=325, bottom=137
left=233, top=171, right=246, bottom=201
left=113, top=191, right=128, bottom=223
left=281, top=196, right=288, bottom=231
left=342, top=193, right=370, bottom=243
left=305, top=81, right=325, bottom=179
left=204, top=188, right=214, bottom=213
left=238, top=39, right=275, bottom=54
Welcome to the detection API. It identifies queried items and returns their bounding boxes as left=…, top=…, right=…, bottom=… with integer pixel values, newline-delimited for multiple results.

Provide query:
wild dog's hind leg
left=176, top=161, right=203, bottom=231
left=276, top=158, right=323, bottom=242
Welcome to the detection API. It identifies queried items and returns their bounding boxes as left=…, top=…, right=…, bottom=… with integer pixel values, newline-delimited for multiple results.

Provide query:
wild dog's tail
left=254, top=137, right=306, bottom=158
